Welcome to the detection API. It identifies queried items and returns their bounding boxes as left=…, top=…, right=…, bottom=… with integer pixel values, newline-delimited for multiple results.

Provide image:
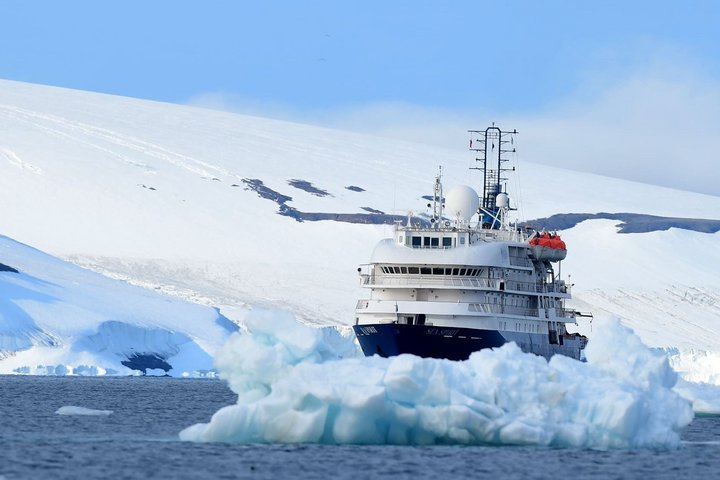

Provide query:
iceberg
left=180, top=311, right=693, bottom=448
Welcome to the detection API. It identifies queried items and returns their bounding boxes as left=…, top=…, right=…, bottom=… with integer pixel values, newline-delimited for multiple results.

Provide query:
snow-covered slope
left=0, top=234, right=236, bottom=375
left=1, top=78, right=719, bottom=364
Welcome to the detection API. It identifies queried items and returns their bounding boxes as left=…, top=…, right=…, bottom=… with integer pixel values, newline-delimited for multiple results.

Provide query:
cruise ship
left=352, top=125, right=589, bottom=361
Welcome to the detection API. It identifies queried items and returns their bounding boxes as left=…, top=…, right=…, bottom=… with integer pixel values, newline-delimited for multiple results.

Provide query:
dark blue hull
left=353, top=323, right=585, bottom=361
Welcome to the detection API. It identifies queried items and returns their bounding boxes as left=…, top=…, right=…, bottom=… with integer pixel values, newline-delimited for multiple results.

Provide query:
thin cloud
left=185, top=64, right=720, bottom=198
left=512, top=69, right=720, bottom=197
left=185, top=91, right=307, bottom=122
left=319, top=68, right=720, bottom=197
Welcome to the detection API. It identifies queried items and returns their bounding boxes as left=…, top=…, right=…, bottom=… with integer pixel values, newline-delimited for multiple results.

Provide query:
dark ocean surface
left=0, top=376, right=718, bottom=479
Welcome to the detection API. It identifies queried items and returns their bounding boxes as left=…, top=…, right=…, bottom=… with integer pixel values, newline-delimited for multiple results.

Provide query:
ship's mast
left=468, top=124, right=517, bottom=229
left=430, top=166, right=443, bottom=229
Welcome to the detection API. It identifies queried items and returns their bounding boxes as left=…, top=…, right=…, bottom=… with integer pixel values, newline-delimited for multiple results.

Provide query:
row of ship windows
left=378, top=266, right=533, bottom=278
left=399, top=236, right=465, bottom=248
left=380, top=266, right=482, bottom=276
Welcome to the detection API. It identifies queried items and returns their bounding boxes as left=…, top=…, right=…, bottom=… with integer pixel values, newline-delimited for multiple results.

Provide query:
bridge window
left=412, top=236, right=421, bottom=247
left=409, top=267, right=419, bottom=274
left=420, top=267, right=431, bottom=275
left=442, top=237, right=452, bottom=248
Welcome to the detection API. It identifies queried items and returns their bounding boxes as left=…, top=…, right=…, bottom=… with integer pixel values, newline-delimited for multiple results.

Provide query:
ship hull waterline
left=352, top=323, right=585, bottom=361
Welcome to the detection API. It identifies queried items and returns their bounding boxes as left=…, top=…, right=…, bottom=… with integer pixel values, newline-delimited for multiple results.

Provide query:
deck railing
left=363, top=275, right=567, bottom=294
left=356, top=300, right=575, bottom=319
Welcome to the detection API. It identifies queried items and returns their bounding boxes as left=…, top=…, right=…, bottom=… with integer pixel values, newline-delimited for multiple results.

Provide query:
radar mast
left=468, top=125, right=517, bottom=229
left=430, top=166, right=443, bottom=229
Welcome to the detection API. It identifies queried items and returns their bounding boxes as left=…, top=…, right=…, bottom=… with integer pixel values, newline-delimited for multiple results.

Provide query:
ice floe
left=55, top=406, right=113, bottom=416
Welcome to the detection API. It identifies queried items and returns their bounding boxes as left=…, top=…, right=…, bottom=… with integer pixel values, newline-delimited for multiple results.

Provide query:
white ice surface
left=55, top=406, right=113, bottom=416
left=0, top=234, right=237, bottom=376
left=663, top=348, right=720, bottom=414
left=180, top=312, right=693, bottom=448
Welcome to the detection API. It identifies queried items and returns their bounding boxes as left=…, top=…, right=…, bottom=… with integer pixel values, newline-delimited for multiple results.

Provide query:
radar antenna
left=468, top=124, right=517, bottom=229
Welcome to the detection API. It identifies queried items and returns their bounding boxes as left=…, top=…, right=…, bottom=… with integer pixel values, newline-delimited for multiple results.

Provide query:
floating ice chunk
left=73, top=365, right=105, bottom=376
left=664, top=348, right=720, bottom=386
left=180, top=313, right=693, bottom=448
left=32, top=364, right=72, bottom=376
left=55, top=406, right=113, bottom=416
left=673, top=379, right=720, bottom=415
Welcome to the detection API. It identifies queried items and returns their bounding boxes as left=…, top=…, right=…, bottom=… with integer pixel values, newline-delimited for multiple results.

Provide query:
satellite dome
left=496, top=192, right=509, bottom=208
left=445, top=185, right=479, bottom=221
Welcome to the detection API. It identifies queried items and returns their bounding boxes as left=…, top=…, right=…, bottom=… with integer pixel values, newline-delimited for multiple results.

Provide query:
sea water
left=0, top=376, right=718, bottom=480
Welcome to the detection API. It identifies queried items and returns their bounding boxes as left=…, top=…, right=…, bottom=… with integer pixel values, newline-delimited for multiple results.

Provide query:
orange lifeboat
left=529, top=232, right=567, bottom=262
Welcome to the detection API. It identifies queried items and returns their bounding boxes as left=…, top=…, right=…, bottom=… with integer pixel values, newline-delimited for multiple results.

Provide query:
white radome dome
left=496, top=192, right=509, bottom=208
left=445, top=185, right=479, bottom=221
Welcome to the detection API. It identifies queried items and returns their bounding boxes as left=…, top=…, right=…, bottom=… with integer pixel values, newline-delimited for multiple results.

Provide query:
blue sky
left=2, top=1, right=720, bottom=195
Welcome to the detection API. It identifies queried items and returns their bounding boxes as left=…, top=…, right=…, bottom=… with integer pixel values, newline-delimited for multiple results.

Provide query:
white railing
left=356, top=299, right=575, bottom=319
left=396, top=226, right=529, bottom=244
left=472, top=229, right=529, bottom=243
left=364, top=275, right=498, bottom=289
left=364, top=274, right=567, bottom=295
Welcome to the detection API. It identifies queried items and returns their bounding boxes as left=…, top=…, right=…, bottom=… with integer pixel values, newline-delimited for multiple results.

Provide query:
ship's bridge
left=371, top=236, right=521, bottom=269
left=394, top=227, right=470, bottom=249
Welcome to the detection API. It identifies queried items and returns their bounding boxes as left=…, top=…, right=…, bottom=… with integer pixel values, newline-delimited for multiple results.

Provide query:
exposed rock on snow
left=0, top=262, right=19, bottom=273
left=526, top=212, right=720, bottom=234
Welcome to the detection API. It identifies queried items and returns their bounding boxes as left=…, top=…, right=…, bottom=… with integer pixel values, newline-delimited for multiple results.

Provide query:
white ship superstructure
left=353, top=126, right=589, bottom=360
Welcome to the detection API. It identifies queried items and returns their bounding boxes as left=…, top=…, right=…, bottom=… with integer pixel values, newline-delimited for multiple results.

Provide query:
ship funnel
left=445, top=185, right=479, bottom=221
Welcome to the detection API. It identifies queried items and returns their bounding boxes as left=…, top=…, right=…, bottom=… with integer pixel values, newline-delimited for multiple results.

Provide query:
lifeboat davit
left=529, top=232, right=567, bottom=262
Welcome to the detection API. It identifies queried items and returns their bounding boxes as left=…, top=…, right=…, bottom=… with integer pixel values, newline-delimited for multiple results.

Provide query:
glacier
left=0, top=234, right=237, bottom=376
left=180, top=311, right=694, bottom=448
